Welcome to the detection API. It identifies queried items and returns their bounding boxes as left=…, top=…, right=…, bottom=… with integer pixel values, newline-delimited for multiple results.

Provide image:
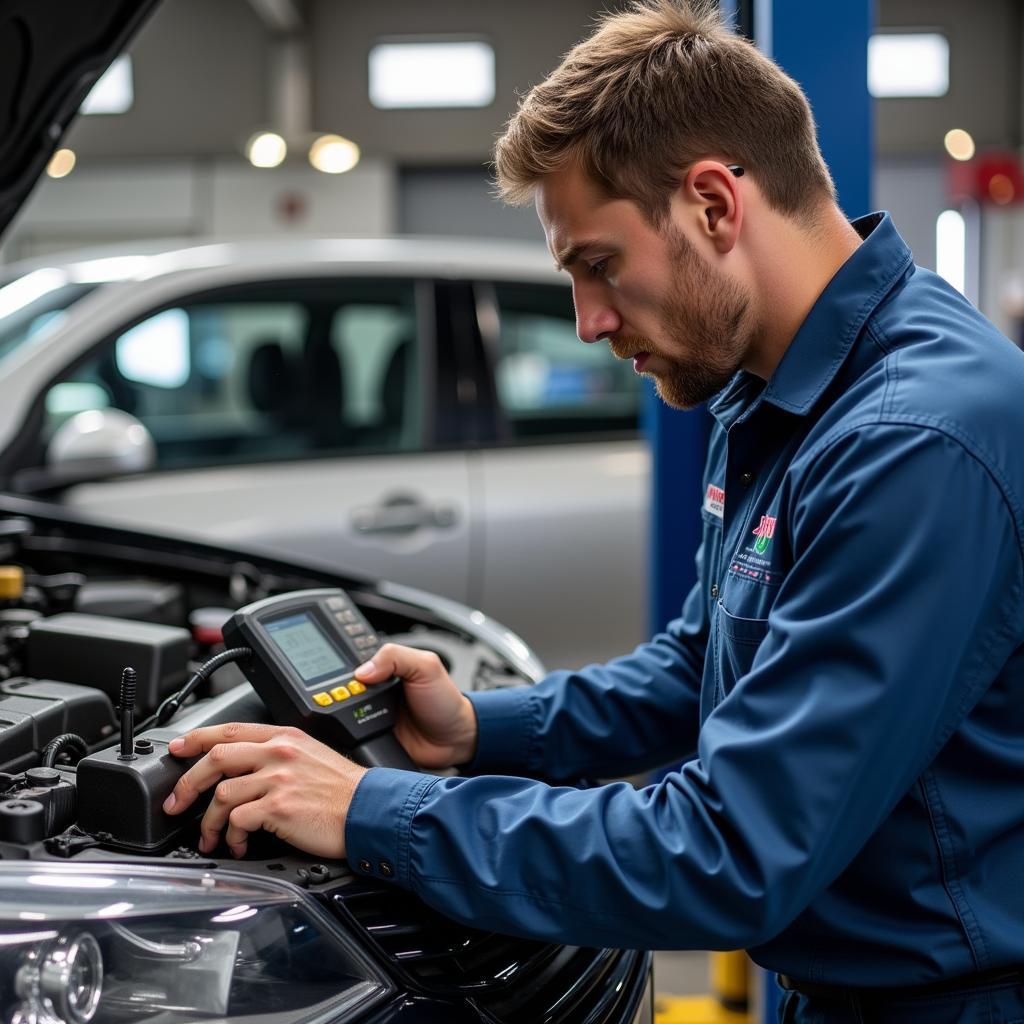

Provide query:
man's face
left=536, top=164, right=755, bottom=409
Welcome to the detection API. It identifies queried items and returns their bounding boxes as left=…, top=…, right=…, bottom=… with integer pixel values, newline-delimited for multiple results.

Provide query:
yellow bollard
left=655, top=952, right=752, bottom=1024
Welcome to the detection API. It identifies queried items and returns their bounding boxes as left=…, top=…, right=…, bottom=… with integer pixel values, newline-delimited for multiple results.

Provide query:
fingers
left=161, top=720, right=358, bottom=861
left=168, top=721, right=285, bottom=759
left=223, top=798, right=275, bottom=859
left=164, top=737, right=284, bottom=815
left=355, top=643, right=448, bottom=687
left=197, top=773, right=269, bottom=856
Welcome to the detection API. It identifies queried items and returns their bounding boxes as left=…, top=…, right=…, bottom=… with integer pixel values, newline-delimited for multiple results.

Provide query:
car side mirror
left=15, top=410, right=157, bottom=494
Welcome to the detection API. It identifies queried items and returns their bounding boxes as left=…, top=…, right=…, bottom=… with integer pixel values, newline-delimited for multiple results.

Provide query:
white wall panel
left=207, top=159, right=396, bottom=237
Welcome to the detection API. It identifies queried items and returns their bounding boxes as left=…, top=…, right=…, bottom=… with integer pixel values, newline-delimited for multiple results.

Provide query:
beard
left=610, top=226, right=753, bottom=410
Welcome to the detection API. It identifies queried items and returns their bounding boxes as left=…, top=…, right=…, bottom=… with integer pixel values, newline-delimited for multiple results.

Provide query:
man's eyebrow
left=554, top=240, right=602, bottom=272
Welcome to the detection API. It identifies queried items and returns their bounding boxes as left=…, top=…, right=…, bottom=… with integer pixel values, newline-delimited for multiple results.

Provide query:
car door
left=33, top=277, right=475, bottom=604
left=470, top=280, right=650, bottom=670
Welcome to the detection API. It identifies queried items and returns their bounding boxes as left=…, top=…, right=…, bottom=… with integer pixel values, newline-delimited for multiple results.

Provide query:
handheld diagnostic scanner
left=223, top=589, right=415, bottom=770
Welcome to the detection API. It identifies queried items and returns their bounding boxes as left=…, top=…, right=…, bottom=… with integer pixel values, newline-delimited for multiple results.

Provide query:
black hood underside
left=0, top=0, right=160, bottom=239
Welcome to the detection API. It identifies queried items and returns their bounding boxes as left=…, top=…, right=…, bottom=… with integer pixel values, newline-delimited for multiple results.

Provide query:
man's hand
left=354, top=643, right=478, bottom=768
left=162, top=723, right=367, bottom=859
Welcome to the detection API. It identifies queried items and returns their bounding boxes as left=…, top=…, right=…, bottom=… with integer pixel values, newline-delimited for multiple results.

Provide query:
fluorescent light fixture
left=369, top=39, right=495, bottom=109
left=309, top=134, right=361, bottom=174
left=46, top=148, right=76, bottom=179
left=936, top=209, right=966, bottom=294
left=81, top=56, right=134, bottom=114
left=247, top=131, right=287, bottom=168
left=869, top=33, right=949, bottom=98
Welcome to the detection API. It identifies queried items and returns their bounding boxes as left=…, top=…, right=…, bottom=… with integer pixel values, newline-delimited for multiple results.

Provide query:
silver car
left=0, top=239, right=649, bottom=669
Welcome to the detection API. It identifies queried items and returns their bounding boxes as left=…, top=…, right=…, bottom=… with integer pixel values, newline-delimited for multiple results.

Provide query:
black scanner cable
left=136, top=646, right=253, bottom=735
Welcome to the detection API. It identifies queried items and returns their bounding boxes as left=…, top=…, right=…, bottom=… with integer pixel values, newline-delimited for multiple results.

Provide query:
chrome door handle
left=352, top=497, right=457, bottom=535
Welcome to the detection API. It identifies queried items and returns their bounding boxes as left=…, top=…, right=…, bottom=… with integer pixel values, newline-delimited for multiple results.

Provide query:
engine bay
left=0, top=503, right=532, bottom=874
left=0, top=503, right=655, bottom=1024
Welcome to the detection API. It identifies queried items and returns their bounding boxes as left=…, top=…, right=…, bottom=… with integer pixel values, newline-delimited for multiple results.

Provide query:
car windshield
left=0, top=270, right=99, bottom=364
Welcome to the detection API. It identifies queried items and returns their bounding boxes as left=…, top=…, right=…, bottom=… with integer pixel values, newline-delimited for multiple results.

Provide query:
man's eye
left=588, top=258, right=609, bottom=278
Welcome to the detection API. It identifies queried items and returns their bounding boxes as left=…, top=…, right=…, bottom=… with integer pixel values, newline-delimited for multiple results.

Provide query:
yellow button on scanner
left=347, top=680, right=367, bottom=695
left=312, top=692, right=334, bottom=707
left=330, top=685, right=352, bottom=701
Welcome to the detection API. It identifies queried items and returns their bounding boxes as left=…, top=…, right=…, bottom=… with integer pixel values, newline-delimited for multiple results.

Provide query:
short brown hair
left=494, top=0, right=835, bottom=224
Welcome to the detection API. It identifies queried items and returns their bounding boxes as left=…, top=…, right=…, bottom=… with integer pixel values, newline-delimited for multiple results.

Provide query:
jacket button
left=710, top=584, right=719, bottom=599
left=358, top=860, right=372, bottom=873
left=740, top=471, right=753, bottom=486
left=379, top=861, right=394, bottom=878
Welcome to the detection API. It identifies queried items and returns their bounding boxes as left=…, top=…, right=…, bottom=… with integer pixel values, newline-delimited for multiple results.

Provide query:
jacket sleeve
left=346, top=423, right=1023, bottom=951
left=461, top=565, right=709, bottom=781
left=460, top=429, right=722, bottom=782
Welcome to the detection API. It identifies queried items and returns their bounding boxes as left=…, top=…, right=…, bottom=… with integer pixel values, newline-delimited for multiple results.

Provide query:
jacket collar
left=710, top=212, right=914, bottom=424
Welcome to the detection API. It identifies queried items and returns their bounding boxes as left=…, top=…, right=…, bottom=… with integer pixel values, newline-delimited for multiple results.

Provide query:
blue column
left=646, top=0, right=738, bottom=640
left=646, top=392, right=710, bottom=635
left=759, top=0, right=874, bottom=220
left=751, top=4, right=873, bottom=1019
left=648, top=0, right=872, bottom=631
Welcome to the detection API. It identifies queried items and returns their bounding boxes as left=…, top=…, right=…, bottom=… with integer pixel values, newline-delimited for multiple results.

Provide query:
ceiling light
left=46, top=149, right=76, bottom=179
left=868, top=33, right=949, bottom=98
left=944, top=129, right=975, bottom=162
left=309, top=134, right=360, bottom=174
left=247, top=132, right=287, bottom=169
left=369, top=40, right=495, bottom=109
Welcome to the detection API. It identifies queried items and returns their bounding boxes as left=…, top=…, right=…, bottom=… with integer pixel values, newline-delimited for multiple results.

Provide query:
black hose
left=42, top=733, right=89, bottom=768
left=136, top=646, right=253, bottom=734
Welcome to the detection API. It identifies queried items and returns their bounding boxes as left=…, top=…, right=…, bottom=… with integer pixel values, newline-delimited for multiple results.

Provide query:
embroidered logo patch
left=703, top=484, right=725, bottom=519
left=751, top=515, right=777, bottom=555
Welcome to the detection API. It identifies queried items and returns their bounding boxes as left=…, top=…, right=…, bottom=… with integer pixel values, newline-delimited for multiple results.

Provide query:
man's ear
left=678, top=160, right=743, bottom=254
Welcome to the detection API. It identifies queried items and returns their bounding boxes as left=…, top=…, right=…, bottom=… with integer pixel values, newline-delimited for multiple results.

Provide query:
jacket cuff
left=345, top=767, right=440, bottom=886
left=465, top=687, right=540, bottom=774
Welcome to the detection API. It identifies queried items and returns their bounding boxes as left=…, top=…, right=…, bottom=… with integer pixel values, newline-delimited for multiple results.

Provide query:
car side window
left=487, top=282, right=641, bottom=441
left=42, top=279, right=421, bottom=470
left=330, top=301, right=420, bottom=452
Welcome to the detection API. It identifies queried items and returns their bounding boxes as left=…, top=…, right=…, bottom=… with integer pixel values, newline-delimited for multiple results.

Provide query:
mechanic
left=164, top=3, right=1024, bottom=1020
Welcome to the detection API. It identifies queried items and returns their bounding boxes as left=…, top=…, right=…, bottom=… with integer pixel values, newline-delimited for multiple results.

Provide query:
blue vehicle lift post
left=647, top=1, right=872, bottom=1020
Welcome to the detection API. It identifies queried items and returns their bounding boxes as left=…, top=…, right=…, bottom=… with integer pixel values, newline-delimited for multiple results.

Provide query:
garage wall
left=61, top=0, right=622, bottom=164
left=1, top=158, right=396, bottom=262
left=398, top=167, right=539, bottom=240
left=4, top=0, right=1022, bottom=284
left=873, top=158, right=946, bottom=271
left=876, top=0, right=1022, bottom=156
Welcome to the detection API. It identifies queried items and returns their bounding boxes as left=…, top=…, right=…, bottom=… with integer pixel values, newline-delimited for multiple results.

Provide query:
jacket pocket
left=714, top=603, right=770, bottom=702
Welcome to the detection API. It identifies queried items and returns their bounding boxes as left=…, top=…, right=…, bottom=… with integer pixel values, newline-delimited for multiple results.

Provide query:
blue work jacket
left=347, top=213, right=1024, bottom=986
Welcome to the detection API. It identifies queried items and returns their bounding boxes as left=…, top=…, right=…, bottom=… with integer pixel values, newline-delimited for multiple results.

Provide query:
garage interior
left=1, top=2, right=1022, bottom=1023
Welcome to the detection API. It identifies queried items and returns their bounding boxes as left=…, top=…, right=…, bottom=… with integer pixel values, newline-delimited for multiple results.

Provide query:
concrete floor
left=653, top=951, right=712, bottom=996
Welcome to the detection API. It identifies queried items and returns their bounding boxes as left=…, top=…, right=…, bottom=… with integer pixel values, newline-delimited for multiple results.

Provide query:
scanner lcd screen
left=265, top=611, right=350, bottom=687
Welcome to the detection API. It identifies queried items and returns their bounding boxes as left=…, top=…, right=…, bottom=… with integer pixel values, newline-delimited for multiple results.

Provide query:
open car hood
left=0, top=0, right=161, bottom=238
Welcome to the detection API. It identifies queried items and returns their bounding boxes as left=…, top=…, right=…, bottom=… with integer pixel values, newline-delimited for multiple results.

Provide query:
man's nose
left=573, top=286, right=620, bottom=344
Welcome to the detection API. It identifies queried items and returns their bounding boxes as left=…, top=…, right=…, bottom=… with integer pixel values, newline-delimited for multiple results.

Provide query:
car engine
left=0, top=503, right=651, bottom=1024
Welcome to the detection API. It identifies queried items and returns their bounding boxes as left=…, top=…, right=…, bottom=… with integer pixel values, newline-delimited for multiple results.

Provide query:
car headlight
left=0, top=863, right=392, bottom=1024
